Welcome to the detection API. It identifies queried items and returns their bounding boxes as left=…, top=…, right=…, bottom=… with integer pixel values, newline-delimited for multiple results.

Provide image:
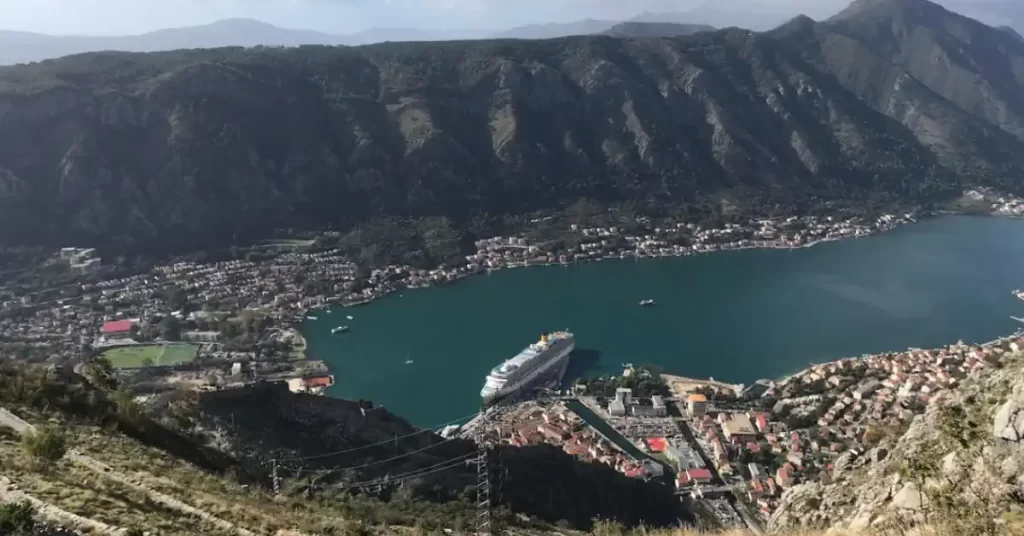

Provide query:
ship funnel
left=540, top=333, right=548, bottom=343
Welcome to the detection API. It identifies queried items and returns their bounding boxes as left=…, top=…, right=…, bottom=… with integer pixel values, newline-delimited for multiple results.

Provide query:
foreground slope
left=0, top=0, right=1023, bottom=253
left=0, top=364, right=682, bottom=533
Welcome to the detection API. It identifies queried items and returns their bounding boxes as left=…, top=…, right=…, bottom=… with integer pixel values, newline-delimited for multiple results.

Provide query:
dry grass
left=0, top=435, right=228, bottom=534
left=0, top=413, right=352, bottom=535
left=69, top=424, right=350, bottom=534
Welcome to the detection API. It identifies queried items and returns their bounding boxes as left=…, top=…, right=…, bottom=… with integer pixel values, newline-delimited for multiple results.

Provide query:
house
left=722, top=415, right=758, bottom=442
left=609, top=400, right=626, bottom=417
left=748, top=463, right=767, bottom=481
left=853, top=379, right=881, bottom=400
left=287, top=375, right=336, bottom=394
left=615, top=387, right=634, bottom=405
left=651, top=395, right=667, bottom=417
left=101, top=319, right=133, bottom=339
left=646, top=437, right=668, bottom=453
left=685, top=468, right=713, bottom=484
left=688, top=393, right=708, bottom=417
left=776, top=463, right=795, bottom=488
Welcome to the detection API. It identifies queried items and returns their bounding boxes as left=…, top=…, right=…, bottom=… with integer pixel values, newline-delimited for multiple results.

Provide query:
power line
left=274, top=410, right=479, bottom=463
left=332, top=452, right=478, bottom=492
left=290, top=436, right=461, bottom=475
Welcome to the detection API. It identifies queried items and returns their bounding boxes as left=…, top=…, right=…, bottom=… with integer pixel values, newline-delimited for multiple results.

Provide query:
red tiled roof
left=646, top=437, right=668, bottom=452
left=304, top=376, right=334, bottom=388
left=686, top=468, right=713, bottom=481
left=101, top=319, right=132, bottom=334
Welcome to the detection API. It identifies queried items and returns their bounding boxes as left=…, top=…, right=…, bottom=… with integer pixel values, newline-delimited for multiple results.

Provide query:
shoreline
left=300, top=214, right=1022, bottom=400
left=319, top=214, right=920, bottom=313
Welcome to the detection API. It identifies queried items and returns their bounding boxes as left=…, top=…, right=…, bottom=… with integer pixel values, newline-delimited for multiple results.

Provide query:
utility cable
left=275, top=410, right=479, bottom=462
left=290, top=436, right=462, bottom=474
left=332, top=452, right=477, bottom=491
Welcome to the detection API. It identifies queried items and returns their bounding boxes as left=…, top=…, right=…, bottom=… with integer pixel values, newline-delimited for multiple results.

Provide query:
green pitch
left=100, top=344, right=199, bottom=369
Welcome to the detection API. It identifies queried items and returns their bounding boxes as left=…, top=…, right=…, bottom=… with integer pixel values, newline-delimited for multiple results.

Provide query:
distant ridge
left=0, top=18, right=488, bottom=65
left=489, top=19, right=619, bottom=40
left=601, top=22, right=715, bottom=38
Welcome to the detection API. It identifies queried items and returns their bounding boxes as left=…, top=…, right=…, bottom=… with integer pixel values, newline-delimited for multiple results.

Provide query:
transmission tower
left=475, top=412, right=492, bottom=536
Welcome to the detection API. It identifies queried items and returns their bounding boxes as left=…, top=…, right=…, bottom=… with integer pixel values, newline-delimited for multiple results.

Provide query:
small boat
left=405, top=359, right=414, bottom=365
left=306, top=315, right=318, bottom=320
left=331, top=326, right=349, bottom=334
left=639, top=299, right=656, bottom=306
left=346, top=315, right=354, bottom=320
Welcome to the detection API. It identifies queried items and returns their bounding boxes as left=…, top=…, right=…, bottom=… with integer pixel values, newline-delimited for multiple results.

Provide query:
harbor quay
left=461, top=331, right=1024, bottom=527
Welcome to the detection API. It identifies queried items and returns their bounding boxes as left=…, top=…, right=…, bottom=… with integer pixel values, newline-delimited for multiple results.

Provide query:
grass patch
left=100, top=344, right=199, bottom=369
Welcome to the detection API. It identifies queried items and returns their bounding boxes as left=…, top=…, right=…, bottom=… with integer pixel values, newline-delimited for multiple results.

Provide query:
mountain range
left=1, top=0, right=1024, bottom=254
left=1, top=1, right=1020, bottom=66
left=0, top=19, right=495, bottom=66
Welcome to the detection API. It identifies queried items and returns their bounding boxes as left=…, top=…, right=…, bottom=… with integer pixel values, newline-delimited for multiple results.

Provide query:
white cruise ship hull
left=480, top=338, right=574, bottom=406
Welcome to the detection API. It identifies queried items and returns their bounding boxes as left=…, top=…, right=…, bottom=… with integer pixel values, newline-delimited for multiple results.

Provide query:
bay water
left=304, top=216, right=1024, bottom=425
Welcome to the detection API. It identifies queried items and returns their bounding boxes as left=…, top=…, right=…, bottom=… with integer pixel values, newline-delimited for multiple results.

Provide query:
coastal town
left=0, top=211, right=916, bottom=380
left=0, top=207, right=1020, bottom=533
left=463, top=333, right=1023, bottom=530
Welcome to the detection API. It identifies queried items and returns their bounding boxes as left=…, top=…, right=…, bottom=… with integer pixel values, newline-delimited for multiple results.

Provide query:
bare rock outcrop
left=769, top=351, right=1024, bottom=533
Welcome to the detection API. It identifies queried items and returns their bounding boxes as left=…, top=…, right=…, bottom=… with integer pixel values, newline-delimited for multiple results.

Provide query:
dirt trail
left=2, top=406, right=256, bottom=535
left=66, top=449, right=257, bottom=536
left=0, top=476, right=126, bottom=535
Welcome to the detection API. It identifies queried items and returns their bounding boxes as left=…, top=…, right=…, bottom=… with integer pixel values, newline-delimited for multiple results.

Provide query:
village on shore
left=469, top=332, right=1023, bottom=528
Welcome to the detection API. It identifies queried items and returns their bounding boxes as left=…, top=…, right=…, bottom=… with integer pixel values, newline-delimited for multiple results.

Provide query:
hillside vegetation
left=1, top=0, right=1024, bottom=254
left=0, top=362, right=682, bottom=534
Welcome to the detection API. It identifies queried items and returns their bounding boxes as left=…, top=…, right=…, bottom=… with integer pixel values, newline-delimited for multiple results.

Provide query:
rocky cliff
left=769, top=348, right=1024, bottom=534
left=1, top=0, right=1024, bottom=253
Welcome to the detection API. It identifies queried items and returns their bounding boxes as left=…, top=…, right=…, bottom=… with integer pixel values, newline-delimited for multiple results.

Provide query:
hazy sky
left=0, top=0, right=1013, bottom=35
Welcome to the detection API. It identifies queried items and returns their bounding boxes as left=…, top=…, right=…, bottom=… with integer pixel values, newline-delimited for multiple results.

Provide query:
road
left=733, top=499, right=767, bottom=536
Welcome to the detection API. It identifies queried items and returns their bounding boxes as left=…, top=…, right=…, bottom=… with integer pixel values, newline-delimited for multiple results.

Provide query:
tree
left=82, top=356, right=118, bottom=391
left=111, top=390, right=145, bottom=427
left=0, top=502, right=35, bottom=535
left=21, top=425, right=68, bottom=469
left=158, top=315, right=182, bottom=341
left=162, top=285, right=189, bottom=311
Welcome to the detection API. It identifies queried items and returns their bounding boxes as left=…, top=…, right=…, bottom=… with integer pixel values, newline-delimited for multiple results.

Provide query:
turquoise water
left=304, top=216, right=1024, bottom=426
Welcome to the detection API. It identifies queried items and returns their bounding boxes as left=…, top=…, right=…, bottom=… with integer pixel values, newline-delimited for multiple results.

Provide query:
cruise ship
left=480, top=331, right=574, bottom=405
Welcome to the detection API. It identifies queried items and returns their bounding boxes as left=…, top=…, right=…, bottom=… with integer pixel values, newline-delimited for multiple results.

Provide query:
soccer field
left=100, top=344, right=200, bottom=369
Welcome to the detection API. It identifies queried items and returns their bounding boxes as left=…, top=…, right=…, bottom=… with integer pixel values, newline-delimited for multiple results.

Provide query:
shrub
left=21, top=424, right=68, bottom=469
left=0, top=502, right=36, bottom=535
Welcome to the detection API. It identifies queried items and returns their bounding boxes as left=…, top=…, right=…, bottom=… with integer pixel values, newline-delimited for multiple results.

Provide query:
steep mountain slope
left=0, top=0, right=1022, bottom=254
left=826, top=0, right=1024, bottom=140
left=601, top=23, right=716, bottom=38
